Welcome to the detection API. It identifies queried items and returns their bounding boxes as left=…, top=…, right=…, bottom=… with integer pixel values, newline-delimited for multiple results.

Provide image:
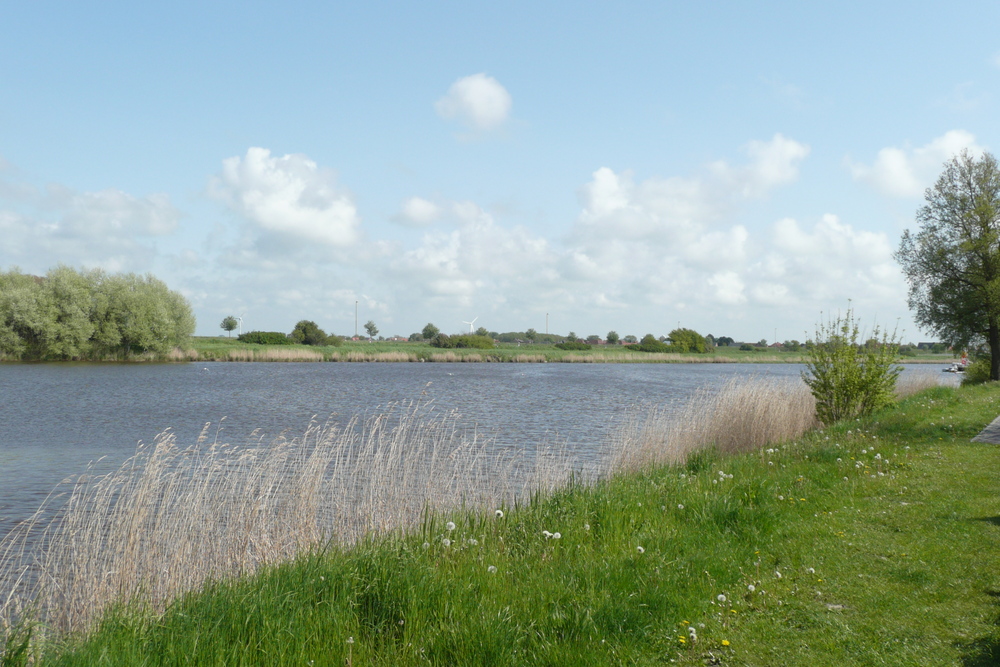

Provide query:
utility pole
left=355, top=301, right=358, bottom=338
left=546, top=313, right=549, bottom=335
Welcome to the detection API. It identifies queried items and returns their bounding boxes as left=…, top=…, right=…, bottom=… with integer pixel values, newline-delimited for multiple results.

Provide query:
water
left=0, top=361, right=951, bottom=540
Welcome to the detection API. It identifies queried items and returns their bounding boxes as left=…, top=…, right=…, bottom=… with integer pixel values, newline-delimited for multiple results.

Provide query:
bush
left=430, top=334, right=495, bottom=349
left=961, top=357, right=992, bottom=386
left=628, top=334, right=673, bottom=353
left=802, top=308, right=901, bottom=426
left=237, top=331, right=293, bottom=345
left=555, top=341, right=592, bottom=351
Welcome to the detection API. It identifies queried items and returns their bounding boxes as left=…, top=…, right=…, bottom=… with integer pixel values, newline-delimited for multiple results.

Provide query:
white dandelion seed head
left=807, top=567, right=815, bottom=574
left=678, top=504, right=684, bottom=510
left=584, top=524, right=591, bottom=531
left=422, top=542, right=430, bottom=549
left=553, top=532, right=561, bottom=540
left=441, top=538, right=451, bottom=547
left=637, top=546, right=645, bottom=553
left=487, top=565, right=497, bottom=574
left=717, top=594, right=727, bottom=602
left=495, top=510, right=504, bottom=518
left=445, top=521, right=456, bottom=531
left=778, top=495, right=784, bottom=500
left=468, top=538, right=479, bottom=546
left=748, top=584, right=755, bottom=592
left=542, top=530, right=552, bottom=538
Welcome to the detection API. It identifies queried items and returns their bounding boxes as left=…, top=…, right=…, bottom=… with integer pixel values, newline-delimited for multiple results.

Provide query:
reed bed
left=895, top=369, right=945, bottom=398
left=610, top=376, right=817, bottom=471
left=331, top=351, right=418, bottom=362
left=224, top=348, right=325, bottom=362
left=0, top=405, right=584, bottom=640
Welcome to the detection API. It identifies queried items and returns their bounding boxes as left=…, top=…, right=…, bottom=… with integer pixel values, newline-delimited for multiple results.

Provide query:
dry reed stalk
left=895, top=370, right=943, bottom=398
left=609, top=377, right=817, bottom=471
left=0, top=404, right=584, bottom=641
left=512, top=355, right=546, bottom=363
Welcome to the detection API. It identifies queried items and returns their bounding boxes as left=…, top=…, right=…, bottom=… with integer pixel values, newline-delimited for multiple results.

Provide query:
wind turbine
left=237, top=313, right=245, bottom=336
left=462, top=316, right=478, bottom=333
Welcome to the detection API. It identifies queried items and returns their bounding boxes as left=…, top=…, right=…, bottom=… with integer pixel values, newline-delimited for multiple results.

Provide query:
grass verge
left=6, top=382, right=1000, bottom=665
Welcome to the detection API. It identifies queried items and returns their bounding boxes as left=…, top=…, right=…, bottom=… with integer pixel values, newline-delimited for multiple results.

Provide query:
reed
left=895, top=369, right=944, bottom=398
left=0, top=405, right=584, bottom=640
left=610, top=376, right=817, bottom=471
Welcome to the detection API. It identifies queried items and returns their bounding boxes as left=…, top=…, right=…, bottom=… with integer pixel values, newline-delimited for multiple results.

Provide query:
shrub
left=237, top=331, right=293, bottom=345
left=961, top=357, right=992, bottom=386
left=628, top=334, right=673, bottom=353
left=802, top=307, right=901, bottom=426
left=555, top=341, right=591, bottom=351
left=430, top=334, right=494, bottom=349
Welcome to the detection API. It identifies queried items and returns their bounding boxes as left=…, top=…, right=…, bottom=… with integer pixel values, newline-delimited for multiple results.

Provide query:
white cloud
left=210, top=147, right=360, bottom=248
left=435, top=73, right=512, bottom=131
left=848, top=130, right=984, bottom=198
left=397, top=197, right=442, bottom=226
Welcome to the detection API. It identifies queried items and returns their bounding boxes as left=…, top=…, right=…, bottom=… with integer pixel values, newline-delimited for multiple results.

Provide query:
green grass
left=189, top=337, right=956, bottom=364
left=18, top=382, right=1000, bottom=665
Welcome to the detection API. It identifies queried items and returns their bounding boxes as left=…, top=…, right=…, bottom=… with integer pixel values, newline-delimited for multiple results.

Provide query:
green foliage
left=0, top=266, right=194, bottom=360
left=961, top=357, right=992, bottom=386
left=802, top=307, right=901, bottom=425
left=288, top=321, right=342, bottom=346
left=237, top=331, right=293, bottom=345
left=606, top=330, right=619, bottom=345
left=220, top=316, right=238, bottom=337
left=525, top=328, right=537, bottom=342
left=554, top=340, right=591, bottom=350
left=896, top=150, right=1000, bottom=380
left=629, top=333, right=673, bottom=353
left=421, top=323, right=439, bottom=340
left=364, top=320, right=379, bottom=339
left=668, top=327, right=707, bottom=353
left=429, top=333, right=495, bottom=349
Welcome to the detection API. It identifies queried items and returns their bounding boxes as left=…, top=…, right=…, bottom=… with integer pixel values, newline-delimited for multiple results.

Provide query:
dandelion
left=487, top=565, right=497, bottom=574
left=445, top=521, right=456, bottom=531
left=778, top=495, right=784, bottom=500
left=721, top=639, right=730, bottom=646
left=468, top=538, right=479, bottom=546
left=346, top=637, right=354, bottom=644
left=717, top=594, right=727, bottom=602
left=584, top=523, right=591, bottom=531
left=442, top=538, right=451, bottom=547
left=807, top=567, right=815, bottom=574
left=637, top=546, right=645, bottom=554
left=747, top=584, right=755, bottom=592
left=422, top=542, right=430, bottom=549
left=678, top=504, right=684, bottom=510
left=495, top=509, right=504, bottom=518
left=775, top=570, right=782, bottom=579
left=553, top=532, right=561, bottom=540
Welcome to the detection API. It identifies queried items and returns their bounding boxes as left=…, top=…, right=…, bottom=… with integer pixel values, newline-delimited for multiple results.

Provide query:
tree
left=221, top=315, right=238, bottom=337
left=606, top=330, right=620, bottom=345
left=668, top=328, right=707, bottom=353
left=802, top=307, right=901, bottom=426
left=525, top=328, right=537, bottom=342
left=421, top=322, right=439, bottom=340
left=896, top=150, right=1000, bottom=380
left=623, top=335, right=638, bottom=344
left=566, top=331, right=577, bottom=343
left=290, top=320, right=328, bottom=346
left=475, top=326, right=490, bottom=337
left=364, top=320, right=378, bottom=340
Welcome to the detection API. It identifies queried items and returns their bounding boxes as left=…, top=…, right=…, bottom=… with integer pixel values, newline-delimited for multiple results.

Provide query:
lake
left=0, top=361, right=953, bottom=541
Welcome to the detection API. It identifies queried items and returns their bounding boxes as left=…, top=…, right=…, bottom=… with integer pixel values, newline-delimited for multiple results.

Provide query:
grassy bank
left=189, top=337, right=957, bottom=365
left=4, top=377, right=999, bottom=664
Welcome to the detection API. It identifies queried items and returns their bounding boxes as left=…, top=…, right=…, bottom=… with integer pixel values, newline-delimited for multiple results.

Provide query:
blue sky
left=2, top=2, right=999, bottom=342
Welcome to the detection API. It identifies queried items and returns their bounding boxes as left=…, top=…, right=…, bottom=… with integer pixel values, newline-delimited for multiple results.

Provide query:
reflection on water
left=0, top=361, right=953, bottom=540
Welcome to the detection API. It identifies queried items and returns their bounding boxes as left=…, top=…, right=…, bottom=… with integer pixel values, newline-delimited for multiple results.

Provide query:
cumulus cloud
left=0, top=162, right=180, bottom=273
left=848, top=130, right=984, bottom=198
left=435, top=73, right=512, bottom=131
left=397, top=197, right=442, bottom=226
left=210, top=147, right=360, bottom=248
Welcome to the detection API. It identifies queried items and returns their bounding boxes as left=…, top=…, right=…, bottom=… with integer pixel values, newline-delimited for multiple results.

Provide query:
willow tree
left=896, top=150, right=1000, bottom=380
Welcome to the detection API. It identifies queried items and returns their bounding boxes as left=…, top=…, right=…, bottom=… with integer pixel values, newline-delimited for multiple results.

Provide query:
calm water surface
left=0, top=361, right=949, bottom=539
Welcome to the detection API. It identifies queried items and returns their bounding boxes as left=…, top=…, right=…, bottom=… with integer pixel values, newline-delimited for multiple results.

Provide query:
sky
left=2, top=2, right=999, bottom=343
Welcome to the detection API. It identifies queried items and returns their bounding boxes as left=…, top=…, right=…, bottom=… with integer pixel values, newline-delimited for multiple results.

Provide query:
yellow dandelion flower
left=721, top=639, right=731, bottom=646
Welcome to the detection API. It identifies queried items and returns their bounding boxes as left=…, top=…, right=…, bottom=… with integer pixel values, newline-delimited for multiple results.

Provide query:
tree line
left=0, top=266, right=195, bottom=360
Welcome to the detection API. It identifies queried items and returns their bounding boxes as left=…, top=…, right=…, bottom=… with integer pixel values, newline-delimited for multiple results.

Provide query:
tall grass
left=0, top=377, right=821, bottom=654
left=0, top=405, right=584, bottom=640
left=610, top=376, right=817, bottom=471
